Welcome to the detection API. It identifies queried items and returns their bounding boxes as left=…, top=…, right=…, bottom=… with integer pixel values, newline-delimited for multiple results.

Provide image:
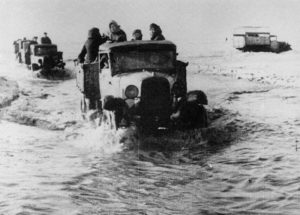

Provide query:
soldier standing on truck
left=77, top=27, right=107, bottom=110
left=131, top=29, right=143, bottom=41
left=150, top=23, right=165, bottom=41
left=32, top=36, right=38, bottom=44
left=78, top=27, right=106, bottom=64
left=108, top=20, right=127, bottom=42
left=41, top=32, right=52, bottom=44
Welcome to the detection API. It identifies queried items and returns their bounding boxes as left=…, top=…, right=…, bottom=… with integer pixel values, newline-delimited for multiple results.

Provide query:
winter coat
left=150, top=23, right=165, bottom=41
left=110, top=29, right=127, bottom=42
left=151, top=34, right=165, bottom=41
left=78, top=28, right=106, bottom=63
left=41, top=36, right=52, bottom=44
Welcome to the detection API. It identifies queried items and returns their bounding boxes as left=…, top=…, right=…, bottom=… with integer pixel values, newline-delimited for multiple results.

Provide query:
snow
left=0, top=76, right=19, bottom=108
left=188, top=48, right=300, bottom=88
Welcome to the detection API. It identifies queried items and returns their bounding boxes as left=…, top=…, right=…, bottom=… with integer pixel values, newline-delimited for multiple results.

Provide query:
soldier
left=131, top=29, right=143, bottom=41
left=108, top=20, right=127, bottom=42
left=78, top=27, right=107, bottom=110
left=149, top=23, right=165, bottom=41
left=32, top=36, right=38, bottom=44
left=78, top=27, right=106, bottom=64
left=41, top=32, right=52, bottom=44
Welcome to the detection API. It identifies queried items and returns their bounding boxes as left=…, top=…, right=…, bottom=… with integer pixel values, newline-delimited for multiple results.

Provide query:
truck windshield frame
left=34, top=46, right=57, bottom=56
left=110, top=50, right=175, bottom=76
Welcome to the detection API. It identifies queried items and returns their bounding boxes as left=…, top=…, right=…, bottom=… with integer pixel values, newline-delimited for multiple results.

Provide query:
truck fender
left=103, top=96, right=126, bottom=111
left=186, top=90, right=208, bottom=105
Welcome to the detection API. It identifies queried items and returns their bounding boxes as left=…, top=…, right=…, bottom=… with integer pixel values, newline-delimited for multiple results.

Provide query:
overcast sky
left=1, top=0, right=300, bottom=55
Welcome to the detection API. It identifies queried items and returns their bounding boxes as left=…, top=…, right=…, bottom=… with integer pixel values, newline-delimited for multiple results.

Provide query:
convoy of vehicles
left=13, top=39, right=65, bottom=77
left=76, top=40, right=208, bottom=132
left=15, top=26, right=291, bottom=132
left=29, top=44, right=65, bottom=75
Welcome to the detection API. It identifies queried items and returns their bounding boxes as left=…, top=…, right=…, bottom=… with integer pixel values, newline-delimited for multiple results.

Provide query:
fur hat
left=109, top=20, right=120, bottom=28
left=150, top=23, right=159, bottom=30
left=149, top=23, right=162, bottom=34
left=88, top=27, right=100, bottom=39
left=132, top=29, right=142, bottom=35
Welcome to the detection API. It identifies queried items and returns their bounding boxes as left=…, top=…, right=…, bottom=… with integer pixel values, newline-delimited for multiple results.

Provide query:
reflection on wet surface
left=0, top=57, right=300, bottom=214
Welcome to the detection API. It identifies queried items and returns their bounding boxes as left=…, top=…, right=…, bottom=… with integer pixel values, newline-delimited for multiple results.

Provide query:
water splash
left=65, top=123, right=139, bottom=154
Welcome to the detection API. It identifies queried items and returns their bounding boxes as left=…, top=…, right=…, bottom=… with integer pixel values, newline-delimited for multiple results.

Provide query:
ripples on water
left=1, top=53, right=300, bottom=214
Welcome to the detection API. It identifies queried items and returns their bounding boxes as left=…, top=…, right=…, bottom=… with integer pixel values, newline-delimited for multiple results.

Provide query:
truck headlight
left=125, top=85, right=139, bottom=99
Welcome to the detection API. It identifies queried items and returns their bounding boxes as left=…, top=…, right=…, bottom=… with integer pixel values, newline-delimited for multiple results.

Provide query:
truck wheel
left=179, top=102, right=208, bottom=129
left=31, top=63, right=39, bottom=71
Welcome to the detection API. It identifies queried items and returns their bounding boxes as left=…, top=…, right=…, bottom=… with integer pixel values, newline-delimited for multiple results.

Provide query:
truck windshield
left=35, top=47, right=57, bottom=56
left=111, top=50, right=175, bottom=75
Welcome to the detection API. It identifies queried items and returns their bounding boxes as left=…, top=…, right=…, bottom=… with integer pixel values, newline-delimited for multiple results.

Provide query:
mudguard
left=103, top=96, right=129, bottom=128
left=179, top=102, right=208, bottom=129
left=187, top=90, right=208, bottom=105
left=103, top=96, right=126, bottom=111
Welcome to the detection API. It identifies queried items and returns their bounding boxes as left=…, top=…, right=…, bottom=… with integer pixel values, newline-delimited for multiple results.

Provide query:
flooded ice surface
left=1, top=52, right=300, bottom=214
left=0, top=122, right=84, bottom=214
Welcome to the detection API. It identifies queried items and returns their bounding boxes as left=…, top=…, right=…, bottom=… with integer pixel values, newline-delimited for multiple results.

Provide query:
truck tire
left=179, top=102, right=208, bottom=129
left=31, top=63, right=39, bottom=71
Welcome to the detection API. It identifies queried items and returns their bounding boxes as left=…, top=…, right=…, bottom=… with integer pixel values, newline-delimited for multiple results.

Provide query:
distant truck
left=30, top=44, right=65, bottom=72
left=233, top=27, right=291, bottom=53
left=13, top=38, right=66, bottom=78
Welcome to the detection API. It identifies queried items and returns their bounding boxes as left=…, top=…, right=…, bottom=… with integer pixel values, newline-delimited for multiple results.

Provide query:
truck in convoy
left=76, top=40, right=208, bottom=132
left=29, top=44, right=65, bottom=77
left=13, top=38, right=66, bottom=78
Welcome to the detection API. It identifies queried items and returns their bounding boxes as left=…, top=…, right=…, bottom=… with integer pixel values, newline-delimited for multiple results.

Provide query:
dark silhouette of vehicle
left=14, top=38, right=65, bottom=78
left=29, top=44, right=65, bottom=73
left=76, top=40, right=208, bottom=132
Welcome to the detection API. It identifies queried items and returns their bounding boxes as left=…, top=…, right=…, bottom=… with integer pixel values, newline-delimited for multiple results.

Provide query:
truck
left=233, top=27, right=291, bottom=53
left=76, top=40, right=208, bottom=132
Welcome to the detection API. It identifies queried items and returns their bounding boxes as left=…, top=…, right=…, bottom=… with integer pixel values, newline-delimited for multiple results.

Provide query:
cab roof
left=31, top=44, right=57, bottom=48
left=99, top=40, right=176, bottom=52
